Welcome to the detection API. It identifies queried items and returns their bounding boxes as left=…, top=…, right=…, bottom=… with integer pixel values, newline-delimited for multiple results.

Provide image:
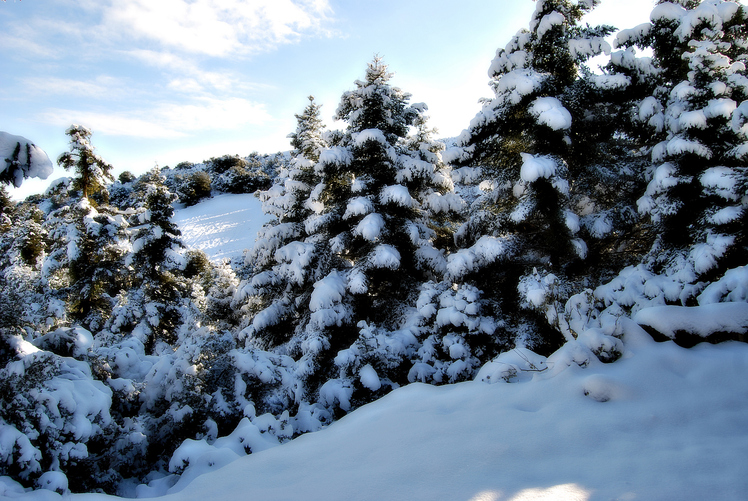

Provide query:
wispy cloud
left=20, top=75, right=127, bottom=100
left=4, top=1, right=335, bottom=71
left=124, top=49, right=272, bottom=95
left=99, top=0, right=334, bottom=57
left=39, top=96, right=272, bottom=139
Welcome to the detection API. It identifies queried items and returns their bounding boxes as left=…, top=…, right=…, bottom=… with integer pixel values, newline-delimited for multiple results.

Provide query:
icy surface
left=174, top=193, right=272, bottom=262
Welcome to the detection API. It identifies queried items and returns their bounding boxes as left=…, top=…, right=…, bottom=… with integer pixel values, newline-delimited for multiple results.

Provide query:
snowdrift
left=4, top=320, right=747, bottom=500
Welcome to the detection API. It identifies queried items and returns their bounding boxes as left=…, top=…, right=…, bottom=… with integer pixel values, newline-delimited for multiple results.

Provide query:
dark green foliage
left=118, top=171, right=136, bottom=184
left=208, top=154, right=245, bottom=175
left=178, top=171, right=212, bottom=206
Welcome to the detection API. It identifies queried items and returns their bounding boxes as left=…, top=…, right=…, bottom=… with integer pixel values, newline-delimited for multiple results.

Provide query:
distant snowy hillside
left=173, top=193, right=271, bottom=262
left=4, top=321, right=747, bottom=500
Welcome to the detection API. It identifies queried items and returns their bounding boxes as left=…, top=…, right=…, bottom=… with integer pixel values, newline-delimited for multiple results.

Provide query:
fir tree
left=446, top=0, right=617, bottom=351
left=260, top=96, right=328, bottom=226
left=288, top=95, right=327, bottom=163
left=623, top=0, right=748, bottom=280
left=126, top=168, right=188, bottom=347
left=237, top=57, right=464, bottom=406
left=57, top=125, right=114, bottom=202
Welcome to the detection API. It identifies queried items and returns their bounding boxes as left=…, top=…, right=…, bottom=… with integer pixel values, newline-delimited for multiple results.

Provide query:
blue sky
left=1, top=0, right=653, bottom=199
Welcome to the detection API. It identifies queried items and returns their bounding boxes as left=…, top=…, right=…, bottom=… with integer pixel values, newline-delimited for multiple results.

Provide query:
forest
left=1, top=0, right=747, bottom=496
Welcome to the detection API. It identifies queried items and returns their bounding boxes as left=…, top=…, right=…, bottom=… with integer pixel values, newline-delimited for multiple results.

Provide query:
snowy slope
left=173, top=193, right=271, bottom=262
left=4, top=321, right=747, bottom=500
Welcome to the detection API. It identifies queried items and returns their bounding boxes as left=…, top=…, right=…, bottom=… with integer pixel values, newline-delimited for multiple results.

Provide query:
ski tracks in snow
left=174, top=193, right=271, bottom=262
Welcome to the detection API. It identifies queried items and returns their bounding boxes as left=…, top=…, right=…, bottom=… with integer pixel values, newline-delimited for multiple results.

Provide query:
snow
left=0, top=132, right=54, bottom=187
left=370, top=244, right=401, bottom=270
left=700, top=166, right=738, bottom=195
left=446, top=235, right=506, bottom=279
left=665, top=137, right=712, bottom=159
left=699, top=266, right=748, bottom=304
left=496, top=69, right=546, bottom=104
left=634, top=302, right=748, bottom=339
left=679, top=110, right=707, bottom=130
left=174, top=194, right=272, bottom=262
left=704, top=98, right=736, bottom=120
left=359, top=364, right=381, bottom=391
left=353, top=213, right=385, bottom=241
left=343, top=196, right=374, bottom=219
left=9, top=322, right=748, bottom=500
left=650, top=2, right=687, bottom=23
left=309, top=271, right=347, bottom=312
left=380, top=184, right=415, bottom=208
left=529, top=97, right=572, bottom=130
left=352, top=128, right=388, bottom=147
left=707, top=205, right=742, bottom=225
left=519, top=153, right=557, bottom=183
left=536, top=11, right=565, bottom=40
left=316, top=146, right=353, bottom=169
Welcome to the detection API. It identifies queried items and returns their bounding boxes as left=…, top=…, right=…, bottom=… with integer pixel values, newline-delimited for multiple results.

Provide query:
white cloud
left=100, top=0, right=333, bottom=57
left=124, top=49, right=273, bottom=95
left=38, top=96, right=272, bottom=138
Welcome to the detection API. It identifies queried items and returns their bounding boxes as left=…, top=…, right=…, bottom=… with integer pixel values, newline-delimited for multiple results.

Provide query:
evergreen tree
left=65, top=199, right=131, bottom=331
left=288, top=95, right=327, bottom=163
left=57, top=125, right=113, bottom=202
left=36, top=171, right=130, bottom=333
left=446, top=0, right=617, bottom=351
left=0, top=185, right=14, bottom=232
left=620, top=0, right=748, bottom=280
left=260, top=96, right=328, bottom=226
left=121, top=168, right=189, bottom=348
left=237, top=57, right=463, bottom=406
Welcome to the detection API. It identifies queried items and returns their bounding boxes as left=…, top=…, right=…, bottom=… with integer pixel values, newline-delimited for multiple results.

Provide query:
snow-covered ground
left=173, top=193, right=271, bottom=262
left=3, top=320, right=747, bottom=500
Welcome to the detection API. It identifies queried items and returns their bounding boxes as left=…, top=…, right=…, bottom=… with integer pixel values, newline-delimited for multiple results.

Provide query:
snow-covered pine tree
left=121, top=168, right=189, bottom=348
left=39, top=135, right=130, bottom=332
left=259, top=95, right=328, bottom=227
left=237, top=57, right=463, bottom=408
left=64, top=199, right=131, bottom=331
left=237, top=97, right=329, bottom=346
left=0, top=185, right=14, bottom=232
left=446, top=0, right=616, bottom=350
left=289, top=95, right=327, bottom=164
left=622, top=0, right=748, bottom=282
left=57, top=125, right=114, bottom=202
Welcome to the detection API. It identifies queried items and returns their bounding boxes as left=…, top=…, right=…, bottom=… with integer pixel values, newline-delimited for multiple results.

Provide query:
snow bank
left=11, top=323, right=744, bottom=500
left=5, top=320, right=748, bottom=500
